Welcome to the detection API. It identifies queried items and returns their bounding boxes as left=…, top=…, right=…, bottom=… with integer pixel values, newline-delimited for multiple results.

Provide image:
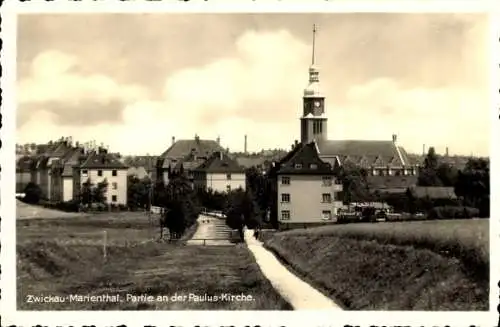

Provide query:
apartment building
left=269, top=141, right=343, bottom=226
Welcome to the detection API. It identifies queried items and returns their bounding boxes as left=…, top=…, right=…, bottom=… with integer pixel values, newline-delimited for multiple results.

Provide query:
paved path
left=244, top=229, right=342, bottom=310
left=186, top=214, right=233, bottom=246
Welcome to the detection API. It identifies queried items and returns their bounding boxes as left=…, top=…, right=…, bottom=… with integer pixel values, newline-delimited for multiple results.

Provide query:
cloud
left=18, top=50, right=148, bottom=127
left=17, top=15, right=489, bottom=156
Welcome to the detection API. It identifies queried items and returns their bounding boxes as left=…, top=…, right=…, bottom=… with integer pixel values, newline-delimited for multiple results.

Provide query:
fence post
left=103, top=230, right=107, bottom=260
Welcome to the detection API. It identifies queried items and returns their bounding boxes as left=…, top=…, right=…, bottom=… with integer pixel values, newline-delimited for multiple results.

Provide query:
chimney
left=219, top=151, right=223, bottom=160
left=244, top=135, right=247, bottom=154
left=172, top=136, right=175, bottom=145
left=445, top=147, right=449, bottom=157
left=392, top=134, right=397, bottom=143
left=423, top=144, right=426, bottom=156
left=294, top=140, right=299, bottom=147
left=226, top=147, right=229, bottom=154
left=195, top=134, right=200, bottom=143
left=216, top=136, right=220, bottom=144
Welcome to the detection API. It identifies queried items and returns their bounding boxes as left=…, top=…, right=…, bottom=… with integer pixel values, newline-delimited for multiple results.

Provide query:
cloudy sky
left=17, top=13, right=489, bottom=156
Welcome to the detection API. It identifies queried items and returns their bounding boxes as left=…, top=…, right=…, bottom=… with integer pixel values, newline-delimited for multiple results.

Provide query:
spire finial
left=312, top=24, right=317, bottom=65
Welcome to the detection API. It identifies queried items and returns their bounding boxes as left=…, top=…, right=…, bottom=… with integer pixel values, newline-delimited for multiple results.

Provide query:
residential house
left=268, top=141, right=343, bottom=226
left=193, top=151, right=246, bottom=193
left=78, top=148, right=129, bottom=205
left=156, top=134, right=225, bottom=185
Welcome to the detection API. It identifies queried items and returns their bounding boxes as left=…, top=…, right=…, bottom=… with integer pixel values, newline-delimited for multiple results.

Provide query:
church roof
left=275, top=141, right=337, bottom=175
left=317, top=140, right=410, bottom=167
left=160, top=138, right=224, bottom=160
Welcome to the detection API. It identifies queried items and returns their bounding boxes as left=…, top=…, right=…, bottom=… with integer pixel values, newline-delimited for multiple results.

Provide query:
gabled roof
left=275, top=141, right=336, bottom=175
left=160, top=138, right=224, bottom=159
left=317, top=140, right=409, bottom=167
left=80, top=152, right=128, bottom=169
left=193, top=151, right=245, bottom=174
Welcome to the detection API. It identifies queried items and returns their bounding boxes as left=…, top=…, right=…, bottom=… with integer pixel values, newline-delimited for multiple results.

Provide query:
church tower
left=300, top=24, right=327, bottom=144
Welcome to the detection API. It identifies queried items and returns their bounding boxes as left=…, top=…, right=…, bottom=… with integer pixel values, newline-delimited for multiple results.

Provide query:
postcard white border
left=1, top=1, right=499, bottom=326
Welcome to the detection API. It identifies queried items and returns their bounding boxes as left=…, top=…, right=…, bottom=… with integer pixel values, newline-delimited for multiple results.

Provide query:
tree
left=436, top=163, right=458, bottom=187
left=418, top=147, right=443, bottom=186
left=224, top=188, right=261, bottom=240
left=454, top=158, right=490, bottom=217
left=128, top=176, right=150, bottom=210
left=161, top=176, right=200, bottom=238
left=23, top=182, right=42, bottom=204
left=79, top=178, right=93, bottom=206
left=93, top=178, right=108, bottom=204
left=337, top=164, right=371, bottom=204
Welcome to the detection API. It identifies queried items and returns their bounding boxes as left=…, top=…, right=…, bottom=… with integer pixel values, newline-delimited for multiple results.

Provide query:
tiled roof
left=235, top=156, right=266, bottom=169
left=123, top=156, right=158, bottom=171
left=160, top=139, right=224, bottom=160
left=80, top=152, right=128, bottom=169
left=276, top=141, right=337, bottom=175
left=409, top=186, right=457, bottom=199
left=173, top=155, right=207, bottom=171
left=317, top=140, right=410, bottom=168
left=194, top=152, right=245, bottom=174
left=367, top=175, right=418, bottom=190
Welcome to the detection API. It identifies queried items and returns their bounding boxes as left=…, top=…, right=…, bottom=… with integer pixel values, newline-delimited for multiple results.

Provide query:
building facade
left=193, top=151, right=246, bottom=193
left=270, top=141, right=343, bottom=226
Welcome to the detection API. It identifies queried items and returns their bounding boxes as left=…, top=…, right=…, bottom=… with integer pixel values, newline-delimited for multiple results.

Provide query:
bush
left=23, top=182, right=42, bottom=204
left=428, top=206, right=480, bottom=219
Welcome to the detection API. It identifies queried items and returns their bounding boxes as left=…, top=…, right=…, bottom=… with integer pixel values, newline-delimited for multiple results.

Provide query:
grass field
left=17, top=209, right=291, bottom=310
left=263, top=219, right=489, bottom=311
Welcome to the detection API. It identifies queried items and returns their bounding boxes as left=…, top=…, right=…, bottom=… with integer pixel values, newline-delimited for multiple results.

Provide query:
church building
left=298, top=25, right=418, bottom=190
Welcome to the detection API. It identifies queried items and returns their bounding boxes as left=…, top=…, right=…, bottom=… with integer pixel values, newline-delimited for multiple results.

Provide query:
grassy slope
left=264, top=219, right=489, bottom=311
left=17, top=214, right=291, bottom=310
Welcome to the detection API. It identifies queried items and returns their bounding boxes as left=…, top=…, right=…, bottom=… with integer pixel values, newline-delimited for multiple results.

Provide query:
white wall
left=79, top=168, right=128, bottom=205
left=277, top=174, right=343, bottom=223
left=206, top=172, right=246, bottom=193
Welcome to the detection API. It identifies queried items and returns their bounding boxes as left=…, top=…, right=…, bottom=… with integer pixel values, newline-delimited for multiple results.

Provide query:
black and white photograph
left=7, top=10, right=492, bottom=318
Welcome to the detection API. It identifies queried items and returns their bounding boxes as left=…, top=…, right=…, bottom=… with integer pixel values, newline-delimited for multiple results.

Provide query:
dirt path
left=244, top=229, right=342, bottom=310
left=186, top=214, right=233, bottom=246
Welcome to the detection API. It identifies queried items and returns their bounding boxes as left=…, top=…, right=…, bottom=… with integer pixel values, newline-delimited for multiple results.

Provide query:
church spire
left=312, top=24, right=317, bottom=65
left=304, top=24, right=320, bottom=95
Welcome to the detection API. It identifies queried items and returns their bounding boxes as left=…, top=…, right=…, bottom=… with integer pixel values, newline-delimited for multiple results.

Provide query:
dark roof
left=367, top=175, right=418, bottom=190
left=80, top=152, right=128, bottom=169
left=16, top=156, right=35, bottom=170
left=173, top=153, right=207, bottom=171
left=409, top=186, right=457, bottom=199
left=317, top=140, right=411, bottom=168
left=123, top=156, right=158, bottom=171
left=276, top=141, right=337, bottom=175
left=160, top=138, right=224, bottom=160
left=194, top=152, right=245, bottom=174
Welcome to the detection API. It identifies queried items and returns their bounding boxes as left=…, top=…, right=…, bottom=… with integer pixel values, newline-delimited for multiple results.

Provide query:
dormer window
left=310, top=163, right=318, bottom=169
left=294, top=163, right=302, bottom=169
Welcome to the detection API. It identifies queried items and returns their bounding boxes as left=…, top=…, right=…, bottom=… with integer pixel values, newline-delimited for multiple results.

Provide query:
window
left=294, top=163, right=302, bottom=169
left=226, top=173, right=232, bottom=180
left=322, top=210, right=332, bottom=220
left=322, top=176, right=332, bottom=186
left=281, top=176, right=290, bottom=185
left=112, top=195, right=117, bottom=202
left=82, top=170, right=88, bottom=177
left=281, top=193, right=290, bottom=203
left=322, top=193, right=332, bottom=203
left=226, top=185, right=231, bottom=192
left=98, top=170, right=103, bottom=177
left=112, top=170, right=117, bottom=176
left=281, top=210, right=290, bottom=221
left=112, top=182, right=118, bottom=190
left=310, top=164, right=318, bottom=169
